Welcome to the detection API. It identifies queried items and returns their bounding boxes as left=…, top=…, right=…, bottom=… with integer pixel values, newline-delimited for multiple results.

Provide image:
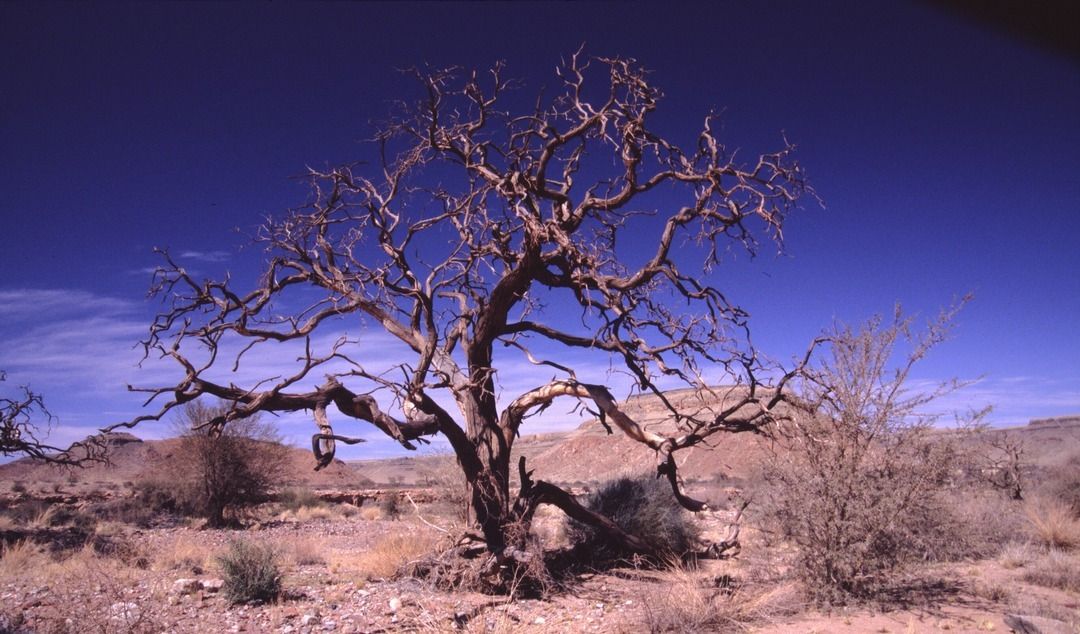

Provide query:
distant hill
left=2, top=397, right=1076, bottom=491
left=0, top=432, right=361, bottom=488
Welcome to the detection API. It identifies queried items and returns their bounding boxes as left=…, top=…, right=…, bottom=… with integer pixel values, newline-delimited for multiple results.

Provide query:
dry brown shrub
left=147, top=401, right=289, bottom=527
left=1025, top=498, right=1080, bottom=550
left=761, top=307, right=994, bottom=605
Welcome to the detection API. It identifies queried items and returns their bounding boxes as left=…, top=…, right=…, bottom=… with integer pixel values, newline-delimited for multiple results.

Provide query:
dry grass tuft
left=0, top=540, right=43, bottom=579
left=154, top=533, right=214, bottom=573
left=331, top=531, right=439, bottom=581
left=971, top=580, right=1011, bottom=603
left=997, top=542, right=1035, bottom=569
left=1021, top=549, right=1080, bottom=592
left=277, top=504, right=338, bottom=523
left=280, top=538, right=326, bottom=567
left=360, top=506, right=383, bottom=521
left=1025, top=498, right=1080, bottom=550
left=637, top=564, right=802, bottom=633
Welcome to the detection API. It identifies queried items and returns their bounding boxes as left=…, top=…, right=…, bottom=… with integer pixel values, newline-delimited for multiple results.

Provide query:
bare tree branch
left=119, top=53, right=816, bottom=562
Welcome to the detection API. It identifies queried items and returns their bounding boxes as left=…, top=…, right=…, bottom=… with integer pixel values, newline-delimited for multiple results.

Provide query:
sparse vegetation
left=277, top=486, right=325, bottom=512
left=379, top=494, right=402, bottom=520
left=637, top=564, right=801, bottom=633
left=338, top=532, right=440, bottom=581
left=217, top=538, right=282, bottom=604
left=1024, top=497, right=1080, bottom=550
left=138, top=402, right=289, bottom=527
left=1021, top=549, right=1080, bottom=592
left=761, top=308, right=989, bottom=605
left=1043, top=453, right=1080, bottom=518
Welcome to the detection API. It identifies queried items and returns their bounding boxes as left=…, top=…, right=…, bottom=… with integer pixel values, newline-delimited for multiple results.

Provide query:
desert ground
left=1, top=400, right=1077, bottom=633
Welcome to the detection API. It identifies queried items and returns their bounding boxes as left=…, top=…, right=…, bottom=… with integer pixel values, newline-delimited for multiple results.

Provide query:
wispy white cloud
left=0, top=289, right=131, bottom=320
left=178, top=250, right=231, bottom=263
left=911, top=375, right=1080, bottom=428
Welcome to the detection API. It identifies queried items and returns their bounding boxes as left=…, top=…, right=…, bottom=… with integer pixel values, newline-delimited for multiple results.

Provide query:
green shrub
left=569, top=475, right=699, bottom=564
left=217, top=539, right=281, bottom=604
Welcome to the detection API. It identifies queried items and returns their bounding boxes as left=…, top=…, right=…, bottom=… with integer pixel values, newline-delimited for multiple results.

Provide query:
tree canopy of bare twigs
left=112, top=52, right=816, bottom=570
left=1, top=371, right=104, bottom=465
left=167, top=401, right=289, bottom=527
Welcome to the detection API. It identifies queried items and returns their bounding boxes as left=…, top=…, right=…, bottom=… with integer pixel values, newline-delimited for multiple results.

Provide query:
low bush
left=217, top=539, right=281, bottom=604
left=760, top=309, right=991, bottom=605
left=569, top=475, right=699, bottom=564
left=378, top=495, right=401, bottom=520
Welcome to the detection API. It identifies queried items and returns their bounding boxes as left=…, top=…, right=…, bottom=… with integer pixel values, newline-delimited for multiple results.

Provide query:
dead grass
left=636, top=563, right=803, bottom=633
left=0, top=537, right=169, bottom=632
left=154, top=533, right=214, bottom=573
left=1021, top=549, right=1080, bottom=592
left=997, top=542, right=1036, bottom=569
left=330, top=530, right=440, bottom=581
left=360, top=506, right=383, bottom=521
left=277, top=504, right=340, bottom=523
left=0, top=539, right=42, bottom=579
left=1025, top=498, right=1080, bottom=550
left=280, top=537, right=326, bottom=566
left=1008, top=595, right=1080, bottom=631
left=970, top=579, right=1011, bottom=603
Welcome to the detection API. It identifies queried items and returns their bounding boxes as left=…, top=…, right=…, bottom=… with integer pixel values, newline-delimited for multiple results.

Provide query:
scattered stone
left=202, top=578, right=225, bottom=593
left=534, top=616, right=546, bottom=625
left=388, top=596, right=402, bottom=613
left=301, top=613, right=320, bottom=626
left=173, top=578, right=200, bottom=594
left=109, top=602, right=140, bottom=622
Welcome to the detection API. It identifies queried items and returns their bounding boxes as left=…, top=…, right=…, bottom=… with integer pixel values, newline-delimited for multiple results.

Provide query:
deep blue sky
left=1, top=1, right=1077, bottom=456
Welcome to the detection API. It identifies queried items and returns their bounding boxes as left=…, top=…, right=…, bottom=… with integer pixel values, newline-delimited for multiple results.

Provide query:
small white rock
left=301, top=614, right=320, bottom=626
left=534, top=616, right=546, bottom=625
left=388, top=597, right=402, bottom=613
left=201, top=578, right=225, bottom=593
left=173, top=578, right=200, bottom=594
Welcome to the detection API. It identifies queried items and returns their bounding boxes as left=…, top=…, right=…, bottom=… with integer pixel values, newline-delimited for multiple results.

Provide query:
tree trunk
left=466, top=421, right=514, bottom=555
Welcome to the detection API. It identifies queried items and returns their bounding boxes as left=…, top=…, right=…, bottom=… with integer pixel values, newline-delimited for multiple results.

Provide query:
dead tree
left=111, top=53, right=815, bottom=570
left=1, top=371, right=105, bottom=465
left=978, top=430, right=1025, bottom=500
